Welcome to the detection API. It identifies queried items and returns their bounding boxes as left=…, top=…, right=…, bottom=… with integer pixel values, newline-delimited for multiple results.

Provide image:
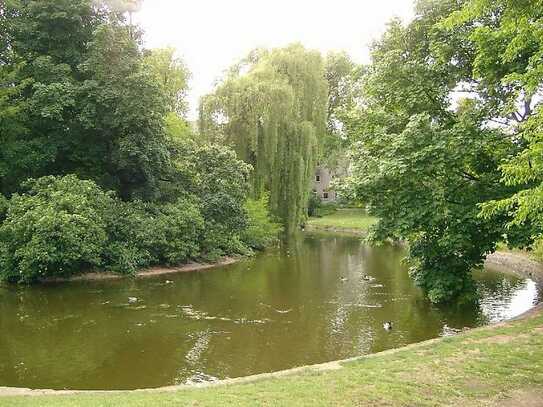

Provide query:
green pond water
left=0, top=232, right=540, bottom=390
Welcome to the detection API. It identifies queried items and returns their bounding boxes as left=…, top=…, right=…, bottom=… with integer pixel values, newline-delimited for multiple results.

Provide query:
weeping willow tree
left=199, top=44, right=328, bottom=232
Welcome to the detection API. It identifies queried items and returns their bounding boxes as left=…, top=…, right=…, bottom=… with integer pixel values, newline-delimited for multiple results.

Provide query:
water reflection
left=0, top=232, right=539, bottom=390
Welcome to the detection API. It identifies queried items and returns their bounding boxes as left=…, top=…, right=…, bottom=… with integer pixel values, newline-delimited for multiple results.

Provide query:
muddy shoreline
left=485, top=251, right=543, bottom=283
left=35, top=256, right=242, bottom=284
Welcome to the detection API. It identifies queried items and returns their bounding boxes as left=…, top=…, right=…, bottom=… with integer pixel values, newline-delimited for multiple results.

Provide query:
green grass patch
left=307, top=208, right=378, bottom=232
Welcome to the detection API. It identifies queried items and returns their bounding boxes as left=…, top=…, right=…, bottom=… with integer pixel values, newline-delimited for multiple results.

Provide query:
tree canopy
left=341, top=0, right=542, bottom=303
left=0, top=0, right=173, bottom=199
left=322, top=51, right=362, bottom=170
left=199, top=44, right=328, bottom=232
left=0, top=0, right=280, bottom=282
left=2, top=0, right=542, bottom=303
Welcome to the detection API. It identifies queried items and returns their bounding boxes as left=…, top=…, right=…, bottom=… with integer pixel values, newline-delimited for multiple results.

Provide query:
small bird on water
left=128, top=297, right=138, bottom=304
left=383, top=321, right=393, bottom=331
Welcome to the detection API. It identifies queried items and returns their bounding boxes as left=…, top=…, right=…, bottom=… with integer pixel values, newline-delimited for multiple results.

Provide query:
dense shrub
left=0, top=176, right=111, bottom=282
left=142, top=199, right=204, bottom=265
left=103, top=198, right=204, bottom=272
left=241, top=195, right=282, bottom=250
left=200, top=222, right=252, bottom=261
left=199, top=193, right=250, bottom=260
left=172, top=141, right=252, bottom=259
left=173, top=142, right=250, bottom=229
left=0, top=162, right=279, bottom=282
left=99, top=200, right=154, bottom=274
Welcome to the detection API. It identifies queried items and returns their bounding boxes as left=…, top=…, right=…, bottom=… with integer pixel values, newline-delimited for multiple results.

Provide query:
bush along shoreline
left=0, top=1, right=286, bottom=285
left=0, top=171, right=281, bottom=284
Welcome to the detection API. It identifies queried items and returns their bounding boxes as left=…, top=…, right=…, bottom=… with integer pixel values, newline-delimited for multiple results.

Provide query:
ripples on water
left=0, top=232, right=540, bottom=390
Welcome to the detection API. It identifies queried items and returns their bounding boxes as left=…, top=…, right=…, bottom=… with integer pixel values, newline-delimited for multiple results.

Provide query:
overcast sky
left=134, top=0, right=415, bottom=119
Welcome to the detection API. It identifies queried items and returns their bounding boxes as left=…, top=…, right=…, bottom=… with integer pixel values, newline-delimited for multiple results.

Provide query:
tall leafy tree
left=77, top=21, right=171, bottom=200
left=199, top=44, right=328, bottom=231
left=144, top=47, right=190, bottom=117
left=144, top=47, right=193, bottom=142
left=0, top=0, right=173, bottom=200
left=341, top=0, right=535, bottom=303
left=456, top=0, right=543, bottom=253
left=0, top=0, right=105, bottom=195
left=322, top=51, right=362, bottom=171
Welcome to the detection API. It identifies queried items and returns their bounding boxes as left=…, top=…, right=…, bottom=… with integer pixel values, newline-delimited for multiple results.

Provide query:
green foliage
left=138, top=199, right=204, bottom=266
left=77, top=21, right=171, bottom=200
left=322, top=52, right=362, bottom=169
left=98, top=199, right=152, bottom=274
left=0, top=173, right=243, bottom=282
left=347, top=112, right=513, bottom=303
left=164, top=112, right=193, bottom=141
left=0, top=0, right=279, bottom=284
left=442, top=0, right=543, bottom=98
left=200, top=44, right=328, bottom=232
left=470, top=1, right=543, bottom=260
left=480, top=107, right=543, bottom=254
left=0, top=176, right=111, bottom=282
left=0, top=0, right=174, bottom=200
left=100, top=198, right=205, bottom=274
left=307, top=193, right=322, bottom=218
left=0, top=0, right=103, bottom=195
left=340, top=0, right=541, bottom=303
left=144, top=47, right=191, bottom=117
left=170, top=141, right=253, bottom=259
left=171, top=142, right=250, bottom=222
left=0, top=194, right=8, bottom=222
left=241, top=195, right=282, bottom=250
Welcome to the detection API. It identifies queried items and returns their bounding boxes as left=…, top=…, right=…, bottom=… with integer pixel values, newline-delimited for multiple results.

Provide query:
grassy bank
left=307, top=208, right=378, bottom=232
left=2, top=306, right=542, bottom=406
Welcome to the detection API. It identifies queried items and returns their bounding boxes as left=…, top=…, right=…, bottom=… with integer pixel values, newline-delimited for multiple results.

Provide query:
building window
left=323, top=192, right=329, bottom=199
left=315, top=175, right=321, bottom=182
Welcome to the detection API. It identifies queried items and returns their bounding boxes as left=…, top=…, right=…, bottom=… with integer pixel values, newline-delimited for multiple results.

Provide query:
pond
left=0, top=232, right=540, bottom=390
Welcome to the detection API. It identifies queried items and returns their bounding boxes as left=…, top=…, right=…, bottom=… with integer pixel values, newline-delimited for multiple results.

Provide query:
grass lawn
left=307, top=208, right=378, bottom=232
left=2, top=306, right=542, bottom=406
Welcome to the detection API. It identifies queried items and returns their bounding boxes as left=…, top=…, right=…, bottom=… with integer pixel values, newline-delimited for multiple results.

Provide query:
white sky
left=134, top=0, right=415, bottom=119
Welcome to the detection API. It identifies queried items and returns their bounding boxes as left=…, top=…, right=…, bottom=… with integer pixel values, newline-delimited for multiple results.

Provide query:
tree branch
left=460, top=171, right=480, bottom=182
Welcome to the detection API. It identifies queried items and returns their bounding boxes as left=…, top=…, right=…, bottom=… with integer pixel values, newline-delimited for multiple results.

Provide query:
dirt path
left=493, top=389, right=543, bottom=407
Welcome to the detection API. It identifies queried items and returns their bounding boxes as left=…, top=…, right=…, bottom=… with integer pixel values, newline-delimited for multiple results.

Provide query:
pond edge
left=0, top=249, right=541, bottom=397
left=31, top=256, right=244, bottom=284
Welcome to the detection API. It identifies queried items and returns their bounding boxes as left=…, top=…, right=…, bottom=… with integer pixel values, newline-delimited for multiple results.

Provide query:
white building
left=313, top=167, right=337, bottom=202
